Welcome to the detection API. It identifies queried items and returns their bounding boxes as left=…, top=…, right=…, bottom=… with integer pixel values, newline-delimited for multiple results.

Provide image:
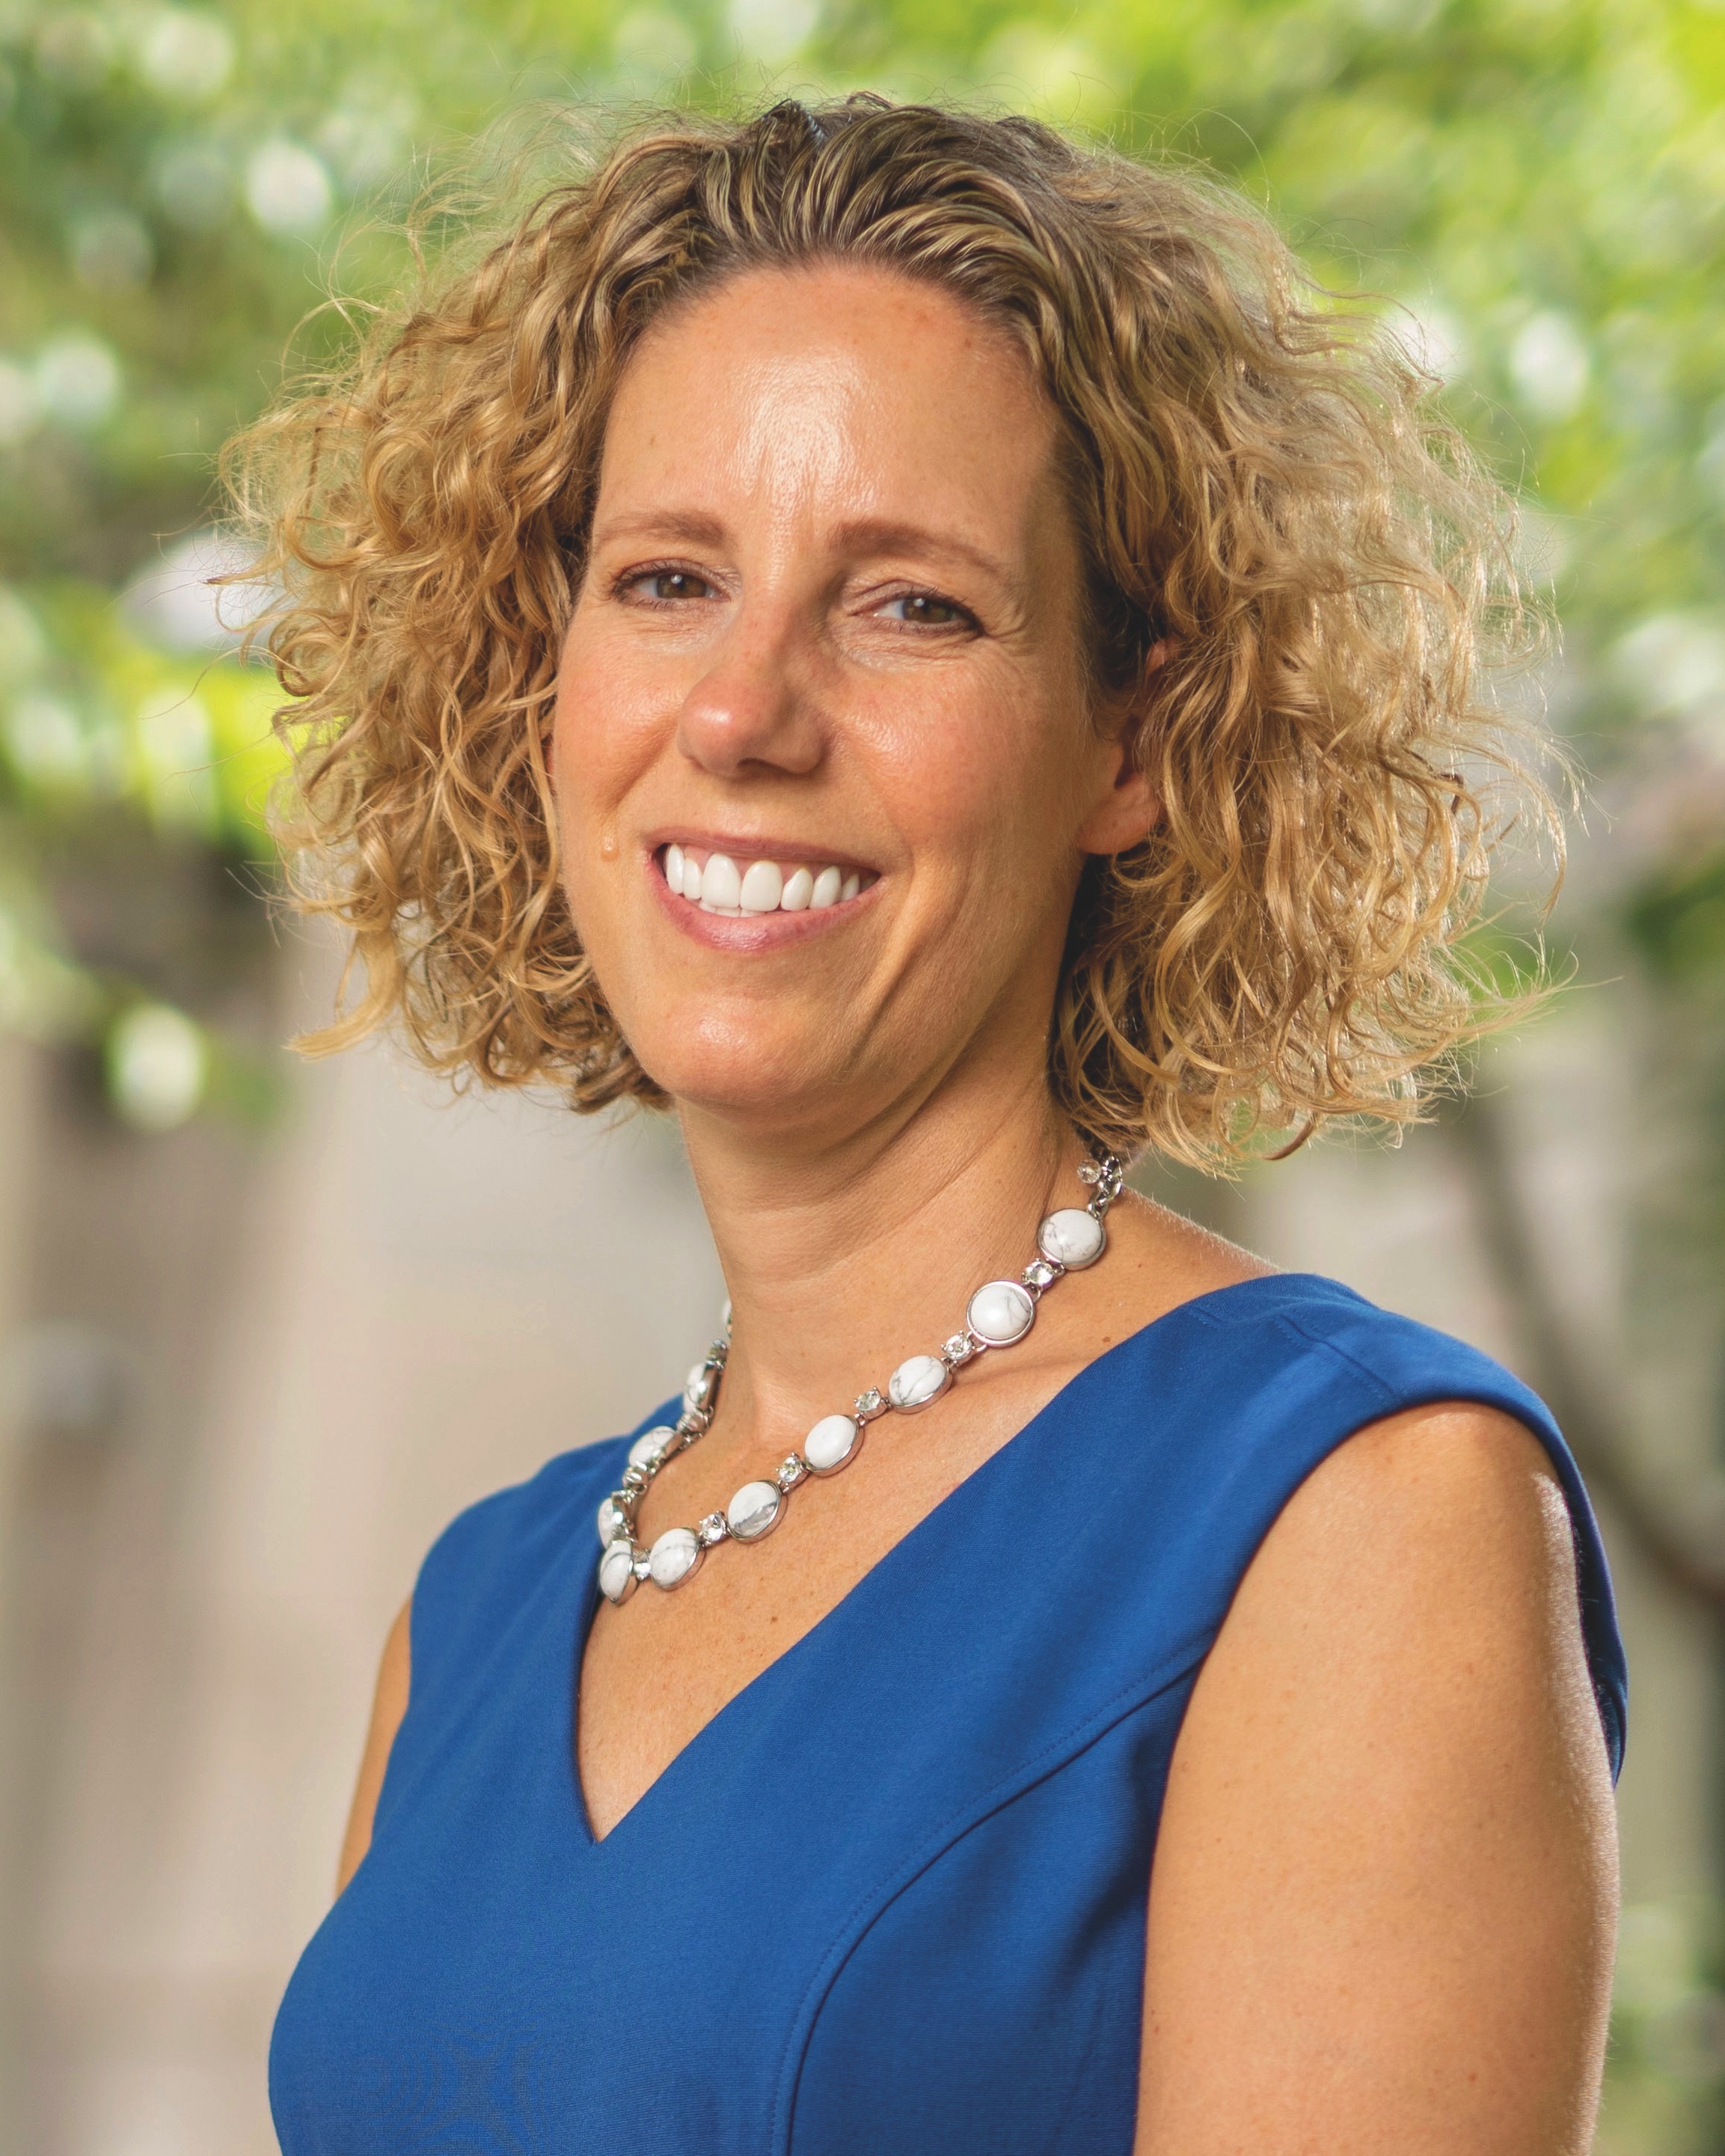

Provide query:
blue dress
left=269, top=1275, right=1626, bottom=2156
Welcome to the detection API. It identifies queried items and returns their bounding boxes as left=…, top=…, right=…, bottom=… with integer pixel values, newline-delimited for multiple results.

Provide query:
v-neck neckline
left=566, top=1272, right=1311, bottom=1849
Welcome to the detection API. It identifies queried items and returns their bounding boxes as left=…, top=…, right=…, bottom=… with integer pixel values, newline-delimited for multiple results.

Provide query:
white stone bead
left=779, top=866, right=814, bottom=911
left=681, top=852, right=704, bottom=901
left=740, top=860, right=783, bottom=913
left=648, top=1526, right=702, bottom=1590
left=888, top=1354, right=949, bottom=1412
left=810, top=866, right=842, bottom=909
left=966, top=1278, right=1035, bottom=1347
left=684, top=1359, right=716, bottom=1415
left=628, top=1425, right=673, bottom=1471
left=596, top=1495, right=629, bottom=1546
left=1038, top=1207, right=1106, bottom=1269
left=701, top=853, right=741, bottom=909
left=803, top=1412, right=861, bottom=1475
left=598, top=1542, right=638, bottom=1605
left=664, top=842, right=684, bottom=892
left=727, top=1479, right=783, bottom=1541
left=840, top=872, right=860, bottom=902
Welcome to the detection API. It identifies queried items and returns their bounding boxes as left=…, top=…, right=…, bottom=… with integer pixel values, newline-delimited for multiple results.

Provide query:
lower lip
left=647, top=858, right=878, bottom=950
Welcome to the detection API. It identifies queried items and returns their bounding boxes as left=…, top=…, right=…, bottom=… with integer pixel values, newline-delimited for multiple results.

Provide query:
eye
left=883, top=591, right=973, bottom=629
left=622, top=567, right=715, bottom=603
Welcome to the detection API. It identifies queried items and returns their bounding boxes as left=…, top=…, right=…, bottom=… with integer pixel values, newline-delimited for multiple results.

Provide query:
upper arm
left=336, top=1596, right=413, bottom=1899
left=1137, top=1404, right=1618, bottom=2156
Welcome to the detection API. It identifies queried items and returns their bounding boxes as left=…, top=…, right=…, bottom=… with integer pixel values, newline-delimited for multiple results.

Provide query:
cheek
left=551, top=625, right=660, bottom=832
left=880, top=682, right=1091, bottom=898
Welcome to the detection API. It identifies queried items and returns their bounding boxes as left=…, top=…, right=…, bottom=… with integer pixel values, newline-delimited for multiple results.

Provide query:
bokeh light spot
left=105, top=1004, right=208, bottom=1132
left=34, top=334, right=120, bottom=429
left=245, top=140, right=334, bottom=236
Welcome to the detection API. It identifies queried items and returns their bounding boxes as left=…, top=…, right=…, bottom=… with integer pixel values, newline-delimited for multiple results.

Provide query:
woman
left=250, top=97, right=1624, bottom=2155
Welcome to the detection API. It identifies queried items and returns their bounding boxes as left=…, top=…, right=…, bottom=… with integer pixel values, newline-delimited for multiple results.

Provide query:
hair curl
left=227, top=94, right=1551, bottom=1166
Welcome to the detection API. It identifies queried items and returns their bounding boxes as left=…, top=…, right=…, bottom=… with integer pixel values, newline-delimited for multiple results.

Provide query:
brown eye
left=632, top=569, right=712, bottom=601
left=892, top=592, right=966, bottom=627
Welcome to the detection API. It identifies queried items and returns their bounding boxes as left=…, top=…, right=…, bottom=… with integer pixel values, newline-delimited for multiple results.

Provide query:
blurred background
left=1, top=0, right=1724, bottom=2149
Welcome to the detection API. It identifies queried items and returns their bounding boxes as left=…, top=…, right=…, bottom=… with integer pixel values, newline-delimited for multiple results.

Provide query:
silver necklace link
left=595, top=1152, right=1124, bottom=1605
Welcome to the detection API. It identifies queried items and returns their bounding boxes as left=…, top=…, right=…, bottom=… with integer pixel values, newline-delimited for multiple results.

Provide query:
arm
left=335, top=1597, right=413, bottom=1897
left=1136, top=1405, right=1618, bottom=2155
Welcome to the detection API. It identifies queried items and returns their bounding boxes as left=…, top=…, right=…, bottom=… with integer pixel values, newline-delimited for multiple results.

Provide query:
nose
left=676, top=611, right=824, bottom=782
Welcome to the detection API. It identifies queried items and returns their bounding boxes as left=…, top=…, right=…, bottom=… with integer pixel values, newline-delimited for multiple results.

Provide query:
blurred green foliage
left=2, top=0, right=1724, bottom=1120
left=3, top=0, right=1724, bottom=1126
left=1599, top=1896, right=1725, bottom=2155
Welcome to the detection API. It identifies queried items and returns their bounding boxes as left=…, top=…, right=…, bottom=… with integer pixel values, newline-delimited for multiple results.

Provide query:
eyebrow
left=589, top=508, right=1025, bottom=597
left=828, top=516, right=1023, bottom=595
left=589, top=509, right=729, bottom=551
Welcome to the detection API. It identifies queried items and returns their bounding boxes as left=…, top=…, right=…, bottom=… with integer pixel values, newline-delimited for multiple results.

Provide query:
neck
left=678, top=1056, right=1088, bottom=1456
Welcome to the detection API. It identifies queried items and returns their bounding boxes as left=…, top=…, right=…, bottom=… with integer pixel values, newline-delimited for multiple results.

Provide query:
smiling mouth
left=658, top=843, right=877, bottom=917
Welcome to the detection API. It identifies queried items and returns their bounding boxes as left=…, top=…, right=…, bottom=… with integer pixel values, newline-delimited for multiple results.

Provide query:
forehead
left=598, top=263, right=1061, bottom=539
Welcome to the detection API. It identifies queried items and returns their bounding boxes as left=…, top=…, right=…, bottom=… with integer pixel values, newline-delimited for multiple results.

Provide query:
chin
left=631, top=1011, right=865, bottom=1132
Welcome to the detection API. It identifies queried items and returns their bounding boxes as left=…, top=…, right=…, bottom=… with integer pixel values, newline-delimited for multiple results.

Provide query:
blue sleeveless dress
left=269, top=1275, right=1626, bottom=2156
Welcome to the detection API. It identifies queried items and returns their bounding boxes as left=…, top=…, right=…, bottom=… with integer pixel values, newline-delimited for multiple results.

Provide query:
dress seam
left=771, top=1635, right=1216, bottom=2156
left=772, top=1317, right=1477, bottom=2154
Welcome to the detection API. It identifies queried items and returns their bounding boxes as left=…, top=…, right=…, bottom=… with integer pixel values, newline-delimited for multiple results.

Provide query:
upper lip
left=643, top=828, right=881, bottom=872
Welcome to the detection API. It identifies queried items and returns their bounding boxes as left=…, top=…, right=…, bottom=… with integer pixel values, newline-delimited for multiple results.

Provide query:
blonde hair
left=228, top=94, right=1548, bottom=1166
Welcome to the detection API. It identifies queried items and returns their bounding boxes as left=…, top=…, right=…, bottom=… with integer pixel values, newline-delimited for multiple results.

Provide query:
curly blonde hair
left=228, top=93, right=1548, bottom=1166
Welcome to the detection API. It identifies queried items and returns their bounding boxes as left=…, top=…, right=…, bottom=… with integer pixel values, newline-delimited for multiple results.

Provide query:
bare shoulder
left=1180, top=1401, right=1611, bottom=1810
left=335, top=1597, right=413, bottom=1899
left=1261, top=1400, right=1584, bottom=1632
left=1137, top=1403, right=1618, bottom=2155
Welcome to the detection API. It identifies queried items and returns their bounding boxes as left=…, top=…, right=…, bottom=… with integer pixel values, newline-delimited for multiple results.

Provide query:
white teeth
left=739, top=860, right=783, bottom=913
left=701, top=853, right=741, bottom=910
left=665, top=850, right=865, bottom=915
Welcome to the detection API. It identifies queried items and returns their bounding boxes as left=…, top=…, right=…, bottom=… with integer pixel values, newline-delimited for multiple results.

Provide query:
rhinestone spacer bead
left=943, top=1333, right=978, bottom=1367
left=696, top=1511, right=729, bottom=1547
left=1022, top=1258, right=1061, bottom=1291
left=854, top=1388, right=886, bottom=1422
left=776, top=1454, right=809, bottom=1492
left=1077, top=1160, right=1102, bottom=1183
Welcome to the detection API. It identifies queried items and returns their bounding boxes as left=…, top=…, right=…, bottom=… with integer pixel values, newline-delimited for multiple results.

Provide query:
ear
left=541, top=694, right=560, bottom=797
left=1073, top=640, right=1170, bottom=857
left=1075, top=750, right=1160, bottom=857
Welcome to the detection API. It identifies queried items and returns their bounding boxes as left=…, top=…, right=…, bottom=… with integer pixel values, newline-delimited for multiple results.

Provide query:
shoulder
left=1105, top=1200, right=1541, bottom=1420
left=420, top=1433, right=626, bottom=1583
left=406, top=1427, right=643, bottom=1693
left=1081, top=1239, right=1626, bottom=1774
left=1141, top=1394, right=1621, bottom=2147
left=1181, top=1391, right=1618, bottom=1849
left=1241, top=1397, right=1585, bottom=1660
left=1141, top=1262, right=1572, bottom=1472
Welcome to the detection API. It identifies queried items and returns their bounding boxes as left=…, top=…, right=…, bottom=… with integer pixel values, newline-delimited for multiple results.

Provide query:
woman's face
left=554, top=263, right=1154, bottom=1146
